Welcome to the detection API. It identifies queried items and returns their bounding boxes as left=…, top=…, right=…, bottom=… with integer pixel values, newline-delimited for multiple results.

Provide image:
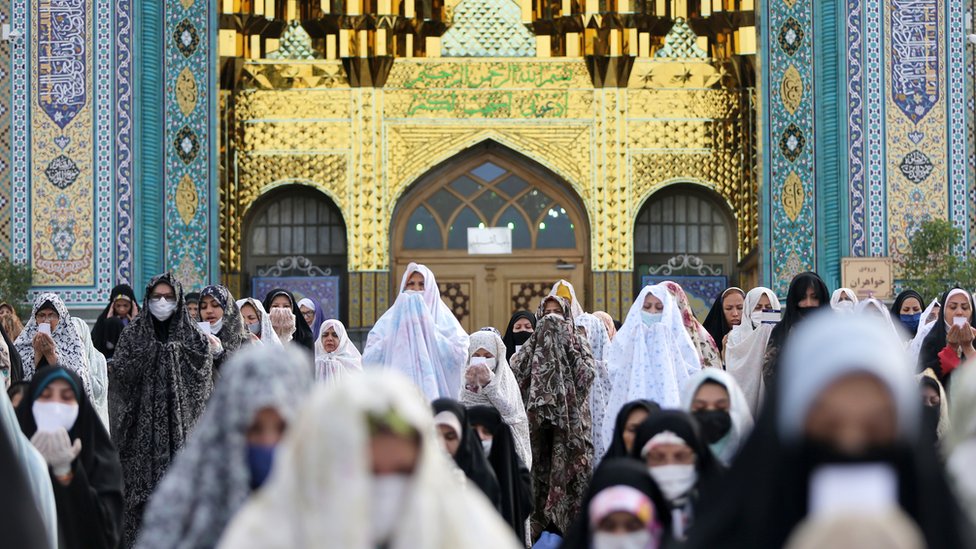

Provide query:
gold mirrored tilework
left=217, top=0, right=759, bottom=320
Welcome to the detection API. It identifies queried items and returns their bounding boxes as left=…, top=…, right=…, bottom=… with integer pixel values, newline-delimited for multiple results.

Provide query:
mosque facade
left=6, top=0, right=974, bottom=334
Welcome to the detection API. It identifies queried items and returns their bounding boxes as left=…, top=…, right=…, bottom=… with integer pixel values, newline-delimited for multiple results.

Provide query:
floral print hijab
left=662, top=281, right=722, bottom=368
left=511, top=295, right=596, bottom=539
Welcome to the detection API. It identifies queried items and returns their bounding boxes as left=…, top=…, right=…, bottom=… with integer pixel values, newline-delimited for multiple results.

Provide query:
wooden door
left=393, top=258, right=585, bottom=333
left=392, top=144, right=589, bottom=333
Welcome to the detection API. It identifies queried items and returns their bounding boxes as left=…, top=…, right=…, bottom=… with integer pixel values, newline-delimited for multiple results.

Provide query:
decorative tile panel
left=164, top=0, right=215, bottom=289
left=846, top=0, right=967, bottom=260
left=846, top=0, right=867, bottom=256
left=969, top=0, right=976, bottom=253
left=114, top=0, right=134, bottom=284
left=946, top=0, right=968, bottom=254
left=884, top=0, right=949, bottom=256
left=0, top=0, right=10, bottom=255
left=764, top=0, right=817, bottom=294
left=866, top=0, right=887, bottom=255
left=15, top=0, right=113, bottom=303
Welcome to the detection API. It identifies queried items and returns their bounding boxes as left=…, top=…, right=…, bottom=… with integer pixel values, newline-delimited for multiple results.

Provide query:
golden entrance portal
left=392, top=144, right=589, bottom=332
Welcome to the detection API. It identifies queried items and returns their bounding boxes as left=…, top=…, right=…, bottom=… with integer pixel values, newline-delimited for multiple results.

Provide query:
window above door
left=400, top=159, right=581, bottom=253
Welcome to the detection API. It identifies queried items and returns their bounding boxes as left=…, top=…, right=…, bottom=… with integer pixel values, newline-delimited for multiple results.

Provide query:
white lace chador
left=236, top=298, right=283, bottom=348
left=217, top=371, right=522, bottom=549
left=602, top=284, right=702, bottom=451
left=459, top=329, right=532, bottom=469
left=724, top=287, right=781, bottom=416
left=362, top=263, right=469, bottom=401
left=314, top=319, right=362, bottom=385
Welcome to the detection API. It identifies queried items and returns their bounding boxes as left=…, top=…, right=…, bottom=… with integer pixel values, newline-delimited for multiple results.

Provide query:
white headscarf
left=942, top=288, right=972, bottom=328
left=855, top=298, right=904, bottom=342
left=314, top=319, right=362, bottom=385
left=574, top=315, right=612, bottom=462
left=777, top=311, right=919, bottom=442
left=830, top=288, right=859, bottom=312
left=725, top=288, right=781, bottom=417
left=680, top=368, right=754, bottom=466
left=908, top=299, right=940, bottom=366
left=216, top=371, right=522, bottom=549
left=236, top=298, right=283, bottom=348
left=460, top=329, right=532, bottom=469
left=602, top=284, right=702, bottom=450
left=728, top=287, right=781, bottom=344
left=362, top=263, right=469, bottom=401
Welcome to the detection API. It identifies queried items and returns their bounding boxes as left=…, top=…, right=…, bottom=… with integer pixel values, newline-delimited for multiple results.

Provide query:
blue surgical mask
left=247, top=321, right=262, bottom=335
left=246, top=444, right=276, bottom=490
left=641, top=311, right=663, bottom=327
left=900, top=313, right=922, bottom=332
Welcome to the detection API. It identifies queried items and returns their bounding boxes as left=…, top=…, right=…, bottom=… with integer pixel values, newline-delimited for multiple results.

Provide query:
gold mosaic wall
left=224, top=57, right=758, bottom=277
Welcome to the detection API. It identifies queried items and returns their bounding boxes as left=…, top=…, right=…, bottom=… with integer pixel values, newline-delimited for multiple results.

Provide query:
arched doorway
left=634, top=185, right=737, bottom=320
left=244, top=185, right=348, bottom=322
left=393, top=143, right=589, bottom=332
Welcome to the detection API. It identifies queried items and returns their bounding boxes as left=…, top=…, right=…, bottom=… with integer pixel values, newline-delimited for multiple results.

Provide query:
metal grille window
left=635, top=193, right=730, bottom=255
left=249, top=192, right=347, bottom=256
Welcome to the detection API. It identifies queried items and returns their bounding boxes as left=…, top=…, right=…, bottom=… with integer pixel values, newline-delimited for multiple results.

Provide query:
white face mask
left=835, top=300, right=855, bottom=312
left=648, top=464, right=698, bottom=502
left=481, top=438, right=493, bottom=455
left=403, top=290, right=423, bottom=296
left=209, top=318, right=224, bottom=334
left=149, top=298, right=177, bottom=321
left=641, top=311, right=663, bottom=327
left=592, top=530, right=654, bottom=549
left=370, top=474, right=410, bottom=545
left=469, top=356, right=496, bottom=370
left=32, top=401, right=79, bottom=433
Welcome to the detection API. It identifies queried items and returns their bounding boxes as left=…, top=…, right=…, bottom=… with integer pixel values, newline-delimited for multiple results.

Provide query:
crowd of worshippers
left=0, top=264, right=975, bottom=548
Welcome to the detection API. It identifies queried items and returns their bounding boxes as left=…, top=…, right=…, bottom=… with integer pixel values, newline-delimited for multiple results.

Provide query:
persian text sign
left=468, top=228, right=512, bottom=255
left=841, top=257, right=894, bottom=299
left=890, top=0, right=939, bottom=123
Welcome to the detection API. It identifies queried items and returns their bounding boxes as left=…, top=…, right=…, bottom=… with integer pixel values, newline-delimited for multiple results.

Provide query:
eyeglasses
left=150, top=293, right=177, bottom=302
left=35, top=311, right=59, bottom=323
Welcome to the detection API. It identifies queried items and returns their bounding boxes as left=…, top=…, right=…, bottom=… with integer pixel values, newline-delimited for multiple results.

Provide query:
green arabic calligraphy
left=401, top=63, right=577, bottom=90
left=404, top=90, right=570, bottom=119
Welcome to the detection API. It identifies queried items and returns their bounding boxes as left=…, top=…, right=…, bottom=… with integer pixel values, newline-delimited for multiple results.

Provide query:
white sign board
left=467, top=227, right=512, bottom=255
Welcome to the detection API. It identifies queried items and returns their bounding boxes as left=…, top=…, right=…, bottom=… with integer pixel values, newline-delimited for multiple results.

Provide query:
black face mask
left=798, top=438, right=913, bottom=473
left=793, top=305, right=819, bottom=322
left=512, top=331, right=532, bottom=346
left=694, top=410, right=732, bottom=444
left=920, top=404, right=941, bottom=447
